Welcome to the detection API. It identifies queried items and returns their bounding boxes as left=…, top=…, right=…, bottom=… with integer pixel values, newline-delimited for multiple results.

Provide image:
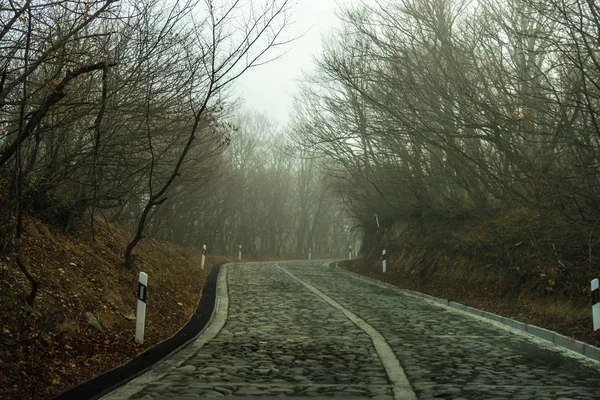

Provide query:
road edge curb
left=52, top=263, right=225, bottom=400
left=331, top=262, right=600, bottom=365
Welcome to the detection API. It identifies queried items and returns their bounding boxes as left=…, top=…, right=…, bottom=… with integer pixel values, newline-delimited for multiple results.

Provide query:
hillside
left=0, top=215, right=227, bottom=400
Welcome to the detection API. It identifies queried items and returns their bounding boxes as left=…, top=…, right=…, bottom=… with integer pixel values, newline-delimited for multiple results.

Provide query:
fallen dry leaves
left=0, top=215, right=229, bottom=400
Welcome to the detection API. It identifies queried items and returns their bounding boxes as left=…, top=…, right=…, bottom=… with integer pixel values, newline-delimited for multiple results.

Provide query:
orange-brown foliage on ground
left=0, top=215, right=229, bottom=400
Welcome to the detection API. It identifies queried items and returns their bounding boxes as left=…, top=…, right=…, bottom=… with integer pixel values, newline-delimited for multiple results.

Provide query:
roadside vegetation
left=0, top=0, right=355, bottom=397
left=292, top=0, right=600, bottom=343
left=0, top=212, right=224, bottom=399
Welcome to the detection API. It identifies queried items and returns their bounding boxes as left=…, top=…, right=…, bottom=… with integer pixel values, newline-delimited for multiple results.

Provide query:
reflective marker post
left=382, top=249, right=387, bottom=273
left=349, top=246, right=352, bottom=261
left=308, top=248, right=311, bottom=261
left=238, top=245, right=242, bottom=261
left=136, top=272, right=148, bottom=344
left=593, top=278, right=600, bottom=331
left=201, top=244, right=206, bottom=269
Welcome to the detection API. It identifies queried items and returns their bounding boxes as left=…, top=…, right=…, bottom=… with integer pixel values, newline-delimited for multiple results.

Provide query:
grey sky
left=232, top=0, right=349, bottom=127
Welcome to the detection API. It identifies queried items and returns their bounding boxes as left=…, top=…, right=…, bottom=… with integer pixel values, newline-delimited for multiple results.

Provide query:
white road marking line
left=276, top=263, right=417, bottom=400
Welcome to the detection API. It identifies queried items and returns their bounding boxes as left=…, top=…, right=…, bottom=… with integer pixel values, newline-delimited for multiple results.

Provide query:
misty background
left=2, top=0, right=600, bottom=284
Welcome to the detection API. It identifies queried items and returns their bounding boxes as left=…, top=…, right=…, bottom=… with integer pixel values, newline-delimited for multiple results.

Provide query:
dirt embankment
left=0, top=216, right=229, bottom=400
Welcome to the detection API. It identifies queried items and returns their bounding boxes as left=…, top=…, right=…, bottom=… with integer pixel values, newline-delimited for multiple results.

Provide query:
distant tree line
left=145, top=111, right=358, bottom=258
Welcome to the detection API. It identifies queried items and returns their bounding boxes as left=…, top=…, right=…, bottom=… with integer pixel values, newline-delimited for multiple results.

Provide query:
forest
left=3, top=0, right=600, bottom=310
left=291, top=0, right=600, bottom=296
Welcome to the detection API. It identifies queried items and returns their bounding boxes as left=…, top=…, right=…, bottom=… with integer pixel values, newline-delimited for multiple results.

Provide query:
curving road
left=103, top=261, right=600, bottom=400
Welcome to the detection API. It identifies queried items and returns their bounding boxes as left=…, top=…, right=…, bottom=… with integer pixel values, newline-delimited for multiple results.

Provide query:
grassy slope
left=0, top=215, right=229, bottom=400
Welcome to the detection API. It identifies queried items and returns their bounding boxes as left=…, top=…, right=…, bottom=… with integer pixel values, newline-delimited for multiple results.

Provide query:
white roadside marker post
left=201, top=244, right=206, bottom=269
left=135, top=272, right=148, bottom=344
left=349, top=246, right=352, bottom=261
left=309, top=248, right=311, bottom=261
left=382, top=249, right=387, bottom=273
left=375, top=214, right=380, bottom=229
left=592, top=278, right=600, bottom=331
left=238, top=245, right=242, bottom=261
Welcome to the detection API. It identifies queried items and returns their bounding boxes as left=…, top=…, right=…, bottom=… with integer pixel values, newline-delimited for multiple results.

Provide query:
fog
left=2, top=0, right=600, bottom=277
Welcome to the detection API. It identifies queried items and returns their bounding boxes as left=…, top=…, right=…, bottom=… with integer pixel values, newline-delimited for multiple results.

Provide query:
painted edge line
left=277, top=263, right=417, bottom=400
left=52, top=263, right=225, bottom=400
left=331, top=262, right=600, bottom=366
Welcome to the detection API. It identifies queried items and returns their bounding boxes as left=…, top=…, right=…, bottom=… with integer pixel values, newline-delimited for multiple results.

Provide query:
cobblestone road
left=104, top=261, right=600, bottom=399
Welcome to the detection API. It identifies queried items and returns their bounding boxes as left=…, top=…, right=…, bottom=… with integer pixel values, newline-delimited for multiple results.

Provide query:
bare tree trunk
left=91, top=64, right=109, bottom=240
left=14, top=4, right=39, bottom=308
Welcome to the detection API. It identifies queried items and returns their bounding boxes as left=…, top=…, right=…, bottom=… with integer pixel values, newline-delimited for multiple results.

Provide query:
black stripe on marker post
left=593, top=288, right=599, bottom=305
left=202, top=248, right=206, bottom=256
left=138, top=282, right=147, bottom=303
